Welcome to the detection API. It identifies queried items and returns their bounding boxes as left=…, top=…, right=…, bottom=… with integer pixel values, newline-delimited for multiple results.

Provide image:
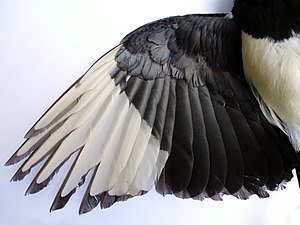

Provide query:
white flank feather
left=242, top=32, right=300, bottom=152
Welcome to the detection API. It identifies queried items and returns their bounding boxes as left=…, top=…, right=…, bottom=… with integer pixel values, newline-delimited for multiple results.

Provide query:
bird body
left=5, top=0, right=300, bottom=214
left=242, top=32, right=300, bottom=151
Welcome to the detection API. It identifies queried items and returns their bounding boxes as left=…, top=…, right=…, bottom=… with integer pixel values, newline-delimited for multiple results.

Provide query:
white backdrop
left=0, top=1, right=300, bottom=224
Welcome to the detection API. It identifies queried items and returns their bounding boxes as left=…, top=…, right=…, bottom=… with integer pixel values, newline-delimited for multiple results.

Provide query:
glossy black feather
left=186, top=86, right=210, bottom=197
left=232, top=0, right=300, bottom=40
left=151, top=76, right=171, bottom=142
left=159, top=78, right=176, bottom=154
left=211, top=95, right=244, bottom=195
left=226, top=100, right=269, bottom=195
left=143, top=78, right=165, bottom=126
left=165, top=80, right=194, bottom=193
left=240, top=103, right=284, bottom=189
left=198, top=86, right=227, bottom=197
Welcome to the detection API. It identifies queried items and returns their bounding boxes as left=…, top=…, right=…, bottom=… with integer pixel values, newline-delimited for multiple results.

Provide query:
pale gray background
left=0, top=0, right=299, bottom=224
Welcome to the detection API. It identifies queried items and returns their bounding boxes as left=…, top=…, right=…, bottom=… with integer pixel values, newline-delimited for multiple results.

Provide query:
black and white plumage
left=5, top=0, right=300, bottom=214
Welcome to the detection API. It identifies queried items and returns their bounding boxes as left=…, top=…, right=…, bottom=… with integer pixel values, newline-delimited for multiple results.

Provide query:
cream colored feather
left=242, top=32, right=300, bottom=151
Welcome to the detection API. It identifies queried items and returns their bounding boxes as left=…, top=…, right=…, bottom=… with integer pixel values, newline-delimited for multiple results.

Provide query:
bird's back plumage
left=6, top=12, right=299, bottom=214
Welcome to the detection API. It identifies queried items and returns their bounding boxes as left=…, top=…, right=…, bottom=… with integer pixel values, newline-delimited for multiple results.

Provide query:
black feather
left=151, top=76, right=171, bottom=142
left=226, top=99, right=269, bottom=195
left=165, top=80, right=193, bottom=193
left=198, top=86, right=227, bottom=197
left=211, top=94, right=244, bottom=195
left=186, top=86, right=210, bottom=197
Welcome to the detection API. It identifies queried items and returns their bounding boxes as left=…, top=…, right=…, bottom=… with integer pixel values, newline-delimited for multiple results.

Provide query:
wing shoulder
left=115, top=13, right=248, bottom=102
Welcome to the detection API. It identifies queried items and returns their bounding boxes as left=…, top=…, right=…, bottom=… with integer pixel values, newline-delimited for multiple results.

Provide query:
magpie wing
left=6, top=14, right=297, bottom=214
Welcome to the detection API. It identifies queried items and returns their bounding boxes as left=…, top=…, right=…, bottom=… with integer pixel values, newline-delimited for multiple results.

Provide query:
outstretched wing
left=6, top=14, right=297, bottom=214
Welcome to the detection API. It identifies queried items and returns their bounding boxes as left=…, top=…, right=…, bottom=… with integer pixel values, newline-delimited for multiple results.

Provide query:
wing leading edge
left=6, top=14, right=298, bottom=214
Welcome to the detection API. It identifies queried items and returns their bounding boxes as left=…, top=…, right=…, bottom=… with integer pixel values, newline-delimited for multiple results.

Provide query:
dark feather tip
left=10, top=167, right=31, bottom=182
left=25, top=172, right=56, bottom=195
left=25, top=181, right=46, bottom=195
left=296, top=167, right=300, bottom=188
left=99, top=192, right=117, bottom=209
left=79, top=194, right=101, bottom=215
left=50, top=189, right=76, bottom=212
left=5, top=141, right=34, bottom=166
left=24, top=127, right=45, bottom=139
left=5, top=154, right=23, bottom=166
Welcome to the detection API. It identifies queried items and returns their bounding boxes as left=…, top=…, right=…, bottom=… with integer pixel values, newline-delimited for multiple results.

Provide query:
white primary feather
left=34, top=84, right=116, bottom=183
left=23, top=72, right=116, bottom=177
left=87, top=100, right=143, bottom=196
left=108, top=120, right=153, bottom=196
left=128, top=139, right=160, bottom=195
left=10, top=43, right=171, bottom=207
left=33, top=46, right=121, bottom=131
left=242, top=32, right=300, bottom=151
left=60, top=83, right=126, bottom=196
left=16, top=47, right=120, bottom=159
left=128, top=137, right=169, bottom=195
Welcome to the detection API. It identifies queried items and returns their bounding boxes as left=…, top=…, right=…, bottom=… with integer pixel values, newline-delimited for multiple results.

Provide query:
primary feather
left=6, top=7, right=300, bottom=214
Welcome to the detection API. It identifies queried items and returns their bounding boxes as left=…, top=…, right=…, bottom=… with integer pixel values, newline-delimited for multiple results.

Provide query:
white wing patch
left=9, top=45, right=169, bottom=208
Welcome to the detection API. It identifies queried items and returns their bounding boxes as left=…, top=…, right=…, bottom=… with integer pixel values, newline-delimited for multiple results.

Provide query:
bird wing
left=6, top=14, right=297, bottom=214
